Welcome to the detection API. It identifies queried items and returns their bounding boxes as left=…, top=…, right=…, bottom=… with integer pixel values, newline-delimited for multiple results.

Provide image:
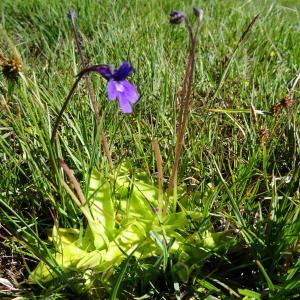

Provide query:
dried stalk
left=60, top=159, right=86, bottom=206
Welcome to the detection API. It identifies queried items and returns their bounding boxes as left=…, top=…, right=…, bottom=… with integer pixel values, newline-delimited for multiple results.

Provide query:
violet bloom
left=97, top=61, right=139, bottom=114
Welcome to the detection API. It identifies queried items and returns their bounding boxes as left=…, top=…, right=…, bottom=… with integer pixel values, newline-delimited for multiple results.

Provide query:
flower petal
left=96, top=66, right=113, bottom=80
left=121, top=81, right=139, bottom=103
left=118, top=92, right=132, bottom=114
left=113, top=61, right=133, bottom=81
left=107, top=80, right=117, bottom=100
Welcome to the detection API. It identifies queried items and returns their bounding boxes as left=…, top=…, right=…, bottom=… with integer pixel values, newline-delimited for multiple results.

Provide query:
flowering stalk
left=51, top=72, right=84, bottom=143
left=165, top=8, right=204, bottom=214
left=67, top=10, right=113, bottom=168
left=151, top=138, right=164, bottom=217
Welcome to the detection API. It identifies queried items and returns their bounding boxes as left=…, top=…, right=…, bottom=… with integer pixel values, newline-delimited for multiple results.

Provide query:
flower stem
left=50, top=66, right=104, bottom=144
left=51, top=73, right=83, bottom=143
left=166, top=10, right=203, bottom=213
left=68, top=11, right=114, bottom=168
left=152, top=138, right=164, bottom=218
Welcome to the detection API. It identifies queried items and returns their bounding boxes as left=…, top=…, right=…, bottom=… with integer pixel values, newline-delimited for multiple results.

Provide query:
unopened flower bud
left=67, top=10, right=76, bottom=20
left=169, top=10, right=186, bottom=24
left=193, top=7, right=203, bottom=22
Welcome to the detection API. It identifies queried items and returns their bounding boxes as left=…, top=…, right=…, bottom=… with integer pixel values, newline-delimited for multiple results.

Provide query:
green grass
left=0, top=0, right=299, bottom=298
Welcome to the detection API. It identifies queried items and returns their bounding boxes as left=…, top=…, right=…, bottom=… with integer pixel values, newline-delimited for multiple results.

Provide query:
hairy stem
left=51, top=66, right=105, bottom=144
left=166, top=11, right=203, bottom=211
left=68, top=11, right=114, bottom=168
left=51, top=74, right=83, bottom=143
left=152, top=138, right=164, bottom=217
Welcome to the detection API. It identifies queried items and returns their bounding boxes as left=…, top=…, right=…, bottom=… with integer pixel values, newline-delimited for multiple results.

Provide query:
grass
left=0, top=0, right=299, bottom=298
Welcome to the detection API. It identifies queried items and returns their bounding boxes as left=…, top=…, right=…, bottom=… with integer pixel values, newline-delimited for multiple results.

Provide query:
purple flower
left=96, top=61, right=139, bottom=114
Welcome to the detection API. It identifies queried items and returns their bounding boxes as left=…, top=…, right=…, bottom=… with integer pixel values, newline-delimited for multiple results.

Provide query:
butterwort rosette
left=96, top=61, right=139, bottom=114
